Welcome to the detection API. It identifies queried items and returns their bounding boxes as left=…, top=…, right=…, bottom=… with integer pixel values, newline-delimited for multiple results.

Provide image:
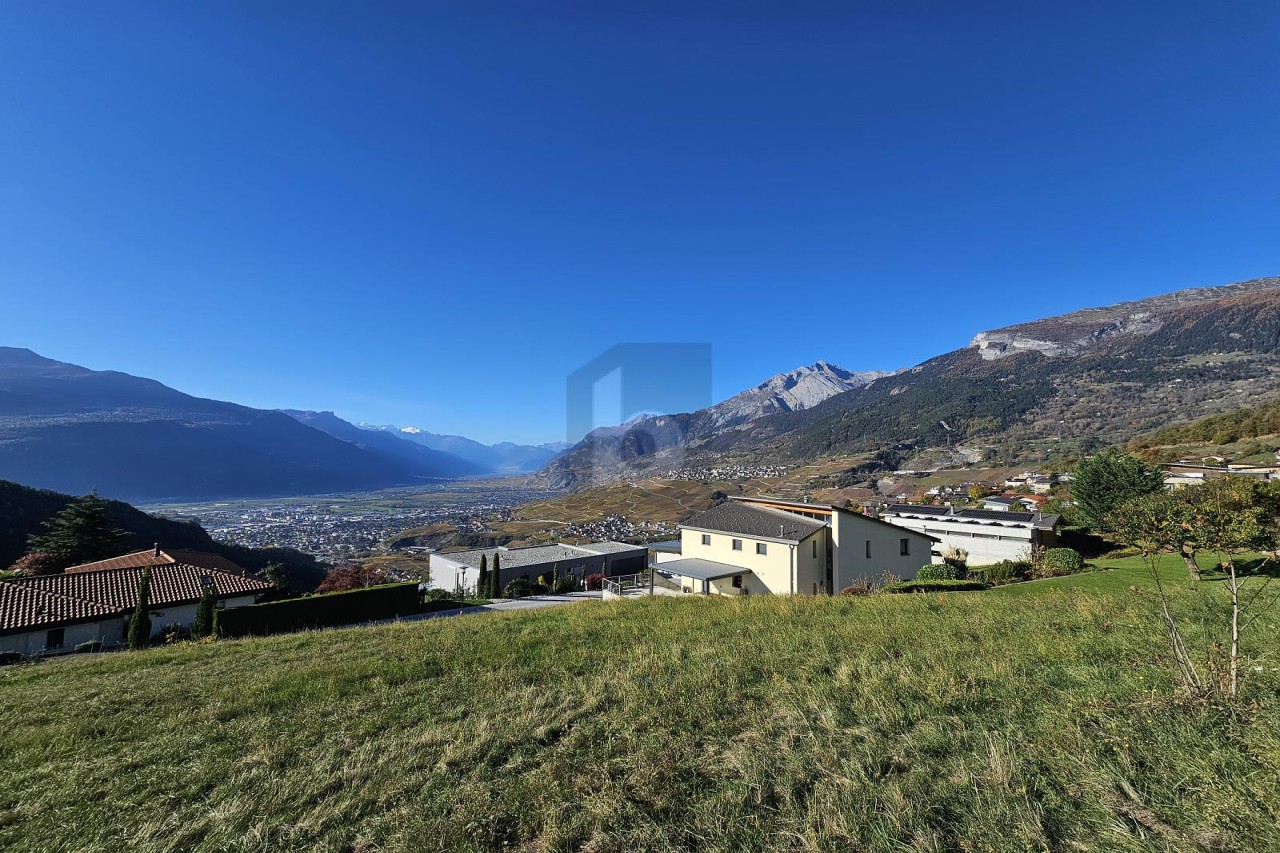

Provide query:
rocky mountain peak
left=971, top=276, right=1280, bottom=360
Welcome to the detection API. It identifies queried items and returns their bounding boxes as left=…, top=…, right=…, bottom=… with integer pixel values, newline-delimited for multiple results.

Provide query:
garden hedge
left=884, top=579, right=989, bottom=594
left=215, top=582, right=422, bottom=638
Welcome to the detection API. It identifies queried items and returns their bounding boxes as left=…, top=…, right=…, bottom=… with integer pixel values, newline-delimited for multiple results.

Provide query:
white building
left=877, top=504, right=1060, bottom=566
left=430, top=541, right=647, bottom=594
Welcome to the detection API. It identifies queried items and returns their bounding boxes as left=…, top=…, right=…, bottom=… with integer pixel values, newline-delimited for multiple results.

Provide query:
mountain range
left=0, top=348, right=486, bottom=501
left=534, top=275, right=1280, bottom=488
left=6, top=273, right=1280, bottom=502
left=358, top=424, right=564, bottom=473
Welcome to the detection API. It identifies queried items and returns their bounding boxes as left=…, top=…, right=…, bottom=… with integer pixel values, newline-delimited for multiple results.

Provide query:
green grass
left=2, top=578, right=1279, bottom=851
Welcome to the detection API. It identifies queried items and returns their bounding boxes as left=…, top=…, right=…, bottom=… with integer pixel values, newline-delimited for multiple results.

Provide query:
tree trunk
left=1181, top=545, right=1201, bottom=580
left=1228, top=560, right=1240, bottom=699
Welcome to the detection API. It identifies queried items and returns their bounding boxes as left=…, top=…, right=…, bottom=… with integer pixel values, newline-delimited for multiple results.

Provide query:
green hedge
left=1041, top=547, right=1085, bottom=577
left=884, top=579, right=989, bottom=594
left=215, top=583, right=421, bottom=638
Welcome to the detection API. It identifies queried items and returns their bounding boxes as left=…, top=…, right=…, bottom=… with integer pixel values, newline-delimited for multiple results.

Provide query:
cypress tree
left=192, top=582, right=217, bottom=638
left=128, top=567, right=152, bottom=650
left=490, top=552, right=501, bottom=598
left=476, top=554, right=488, bottom=599
left=27, top=492, right=130, bottom=566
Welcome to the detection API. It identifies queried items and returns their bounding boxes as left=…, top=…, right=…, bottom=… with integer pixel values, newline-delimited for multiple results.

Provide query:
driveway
left=390, top=590, right=605, bottom=623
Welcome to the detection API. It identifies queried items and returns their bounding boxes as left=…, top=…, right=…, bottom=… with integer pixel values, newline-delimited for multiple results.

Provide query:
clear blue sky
left=3, top=2, right=1279, bottom=444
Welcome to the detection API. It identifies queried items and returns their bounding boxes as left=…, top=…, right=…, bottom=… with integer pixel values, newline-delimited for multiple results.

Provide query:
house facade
left=660, top=497, right=936, bottom=596
left=0, top=557, right=271, bottom=658
left=877, top=504, right=1060, bottom=566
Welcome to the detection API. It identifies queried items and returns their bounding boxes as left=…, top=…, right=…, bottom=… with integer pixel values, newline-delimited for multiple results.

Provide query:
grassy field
left=2, top=561, right=1279, bottom=851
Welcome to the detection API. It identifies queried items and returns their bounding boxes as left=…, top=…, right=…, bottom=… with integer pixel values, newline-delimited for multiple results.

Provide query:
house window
left=732, top=575, right=743, bottom=588
left=812, top=540, right=817, bottom=558
left=900, top=538, right=910, bottom=556
left=756, top=542, right=767, bottom=555
left=701, top=534, right=711, bottom=546
left=45, top=628, right=64, bottom=650
left=865, top=540, right=872, bottom=559
left=732, top=538, right=742, bottom=551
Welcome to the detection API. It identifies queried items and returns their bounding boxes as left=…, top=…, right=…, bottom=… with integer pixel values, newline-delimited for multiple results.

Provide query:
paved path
left=387, top=591, right=606, bottom=623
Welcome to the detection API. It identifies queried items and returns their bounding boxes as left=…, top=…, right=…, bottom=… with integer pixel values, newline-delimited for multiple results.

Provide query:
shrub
left=841, top=582, right=873, bottom=596
left=503, top=578, right=532, bottom=598
left=551, top=575, right=580, bottom=594
left=884, top=579, right=988, bottom=594
left=528, top=582, right=549, bottom=595
left=1101, top=545, right=1143, bottom=559
left=1039, top=547, right=1085, bottom=577
left=315, top=564, right=391, bottom=594
left=0, top=651, right=25, bottom=666
left=584, top=572, right=604, bottom=591
left=969, top=560, right=1031, bottom=585
left=73, top=641, right=102, bottom=654
left=915, top=563, right=959, bottom=581
left=7, top=551, right=71, bottom=577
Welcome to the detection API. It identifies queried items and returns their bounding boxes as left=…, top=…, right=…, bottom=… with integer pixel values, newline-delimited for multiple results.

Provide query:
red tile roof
left=66, top=548, right=249, bottom=576
left=1, top=564, right=272, bottom=636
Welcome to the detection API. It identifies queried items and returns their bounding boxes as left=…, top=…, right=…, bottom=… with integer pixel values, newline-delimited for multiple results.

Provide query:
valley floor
left=1, top=557, right=1278, bottom=852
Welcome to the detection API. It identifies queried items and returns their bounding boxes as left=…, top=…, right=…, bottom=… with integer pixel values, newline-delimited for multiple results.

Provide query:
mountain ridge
left=0, top=349, right=477, bottom=501
left=533, top=275, right=1280, bottom=487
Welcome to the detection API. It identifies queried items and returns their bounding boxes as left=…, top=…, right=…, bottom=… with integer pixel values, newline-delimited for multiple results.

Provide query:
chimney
left=153, top=542, right=161, bottom=558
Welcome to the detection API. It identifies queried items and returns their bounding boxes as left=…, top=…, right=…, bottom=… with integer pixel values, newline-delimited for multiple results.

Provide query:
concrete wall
left=831, top=511, right=930, bottom=588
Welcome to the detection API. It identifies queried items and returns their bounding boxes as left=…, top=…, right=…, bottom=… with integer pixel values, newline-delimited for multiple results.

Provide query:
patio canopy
left=659, top=558, right=749, bottom=582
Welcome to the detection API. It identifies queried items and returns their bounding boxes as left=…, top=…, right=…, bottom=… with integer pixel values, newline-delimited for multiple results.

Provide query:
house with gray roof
left=429, top=541, right=647, bottom=596
left=661, top=496, right=937, bottom=597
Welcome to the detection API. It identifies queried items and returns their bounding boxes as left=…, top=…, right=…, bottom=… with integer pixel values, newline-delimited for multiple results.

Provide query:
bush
left=551, top=575, right=580, bottom=594
left=1101, top=545, right=1142, bottom=559
left=1039, top=548, right=1085, bottom=577
left=841, top=582, right=873, bottom=596
left=584, top=572, right=604, bottom=591
left=503, top=578, right=532, bottom=598
left=215, top=583, right=421, bottom=638
left=528, top=582, right=549, bottom=595
left=0, top=651, right=25, bottom=666
left=884, top=579, right=988, bottom=594
left=969, top=560, right=1031, bottom=585
left=915, top=564, right=959, bottom=581
left=73, top=641, right=102, bottom=654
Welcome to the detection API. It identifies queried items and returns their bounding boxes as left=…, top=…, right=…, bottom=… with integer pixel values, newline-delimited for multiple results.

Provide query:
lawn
left=2, top=577, right=1279, bottom=851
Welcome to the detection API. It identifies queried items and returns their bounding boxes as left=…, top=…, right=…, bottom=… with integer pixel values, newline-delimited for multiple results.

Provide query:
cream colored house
left=660, top=497, right=936, bottom=596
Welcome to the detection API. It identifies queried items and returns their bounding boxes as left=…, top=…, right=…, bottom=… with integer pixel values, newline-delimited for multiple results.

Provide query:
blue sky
left=3, top=2, right=1279, bottom=445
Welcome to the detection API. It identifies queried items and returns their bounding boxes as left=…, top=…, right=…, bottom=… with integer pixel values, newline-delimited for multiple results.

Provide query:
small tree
left=1110, top=477, right=1278, bottom=699
left=192, top=582, right=217, bottom=639
left=27, top=492, right=130, bottom=566
left=1072, top=450, right=1164, bottom=532
left=263, top=561, right=290, bottom=595
left=128, top=567, right=152, bottom=650
left=476, top=554, right=488, bottom=599
left=490, top=553, right=501, bottom=598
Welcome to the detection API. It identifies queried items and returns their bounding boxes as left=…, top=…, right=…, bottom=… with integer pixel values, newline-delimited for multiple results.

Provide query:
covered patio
left=658, top=557, right=754, bottom=596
